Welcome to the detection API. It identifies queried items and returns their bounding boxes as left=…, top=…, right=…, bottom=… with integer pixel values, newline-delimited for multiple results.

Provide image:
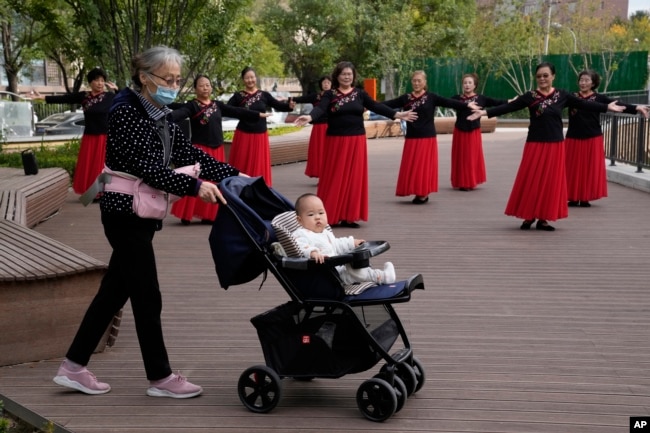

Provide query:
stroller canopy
left=209, top=176, right=293, bottom=289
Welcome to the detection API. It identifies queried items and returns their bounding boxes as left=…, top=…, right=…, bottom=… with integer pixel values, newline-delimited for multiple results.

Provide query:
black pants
left=66, top=213, right=172, bottom=381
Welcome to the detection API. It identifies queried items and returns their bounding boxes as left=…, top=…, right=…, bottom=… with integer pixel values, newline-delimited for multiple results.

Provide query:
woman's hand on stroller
left=198, top=181, right=227, bottom=204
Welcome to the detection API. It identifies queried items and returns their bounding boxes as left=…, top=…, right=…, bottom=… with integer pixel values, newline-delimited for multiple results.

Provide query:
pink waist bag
left=103, top=163, right=201, bottom=219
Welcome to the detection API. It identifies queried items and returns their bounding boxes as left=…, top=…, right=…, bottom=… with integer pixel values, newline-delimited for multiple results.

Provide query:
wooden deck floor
left=2, top=128, right=650, bottom=432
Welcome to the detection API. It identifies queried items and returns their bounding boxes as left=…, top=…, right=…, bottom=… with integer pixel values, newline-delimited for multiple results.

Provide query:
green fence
left=404, top=51, right=649, bottom=100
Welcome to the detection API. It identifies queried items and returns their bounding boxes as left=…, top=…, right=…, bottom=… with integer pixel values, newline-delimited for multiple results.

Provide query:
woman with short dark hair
left=34, top=67, right=118, bottom=195
left=565, top=69, right=648, bottom=207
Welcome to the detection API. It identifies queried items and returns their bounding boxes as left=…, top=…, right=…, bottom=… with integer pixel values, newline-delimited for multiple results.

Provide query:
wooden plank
left=0, top=220, right=106, bottom=281
left=1, top=129, right=650, bottom=433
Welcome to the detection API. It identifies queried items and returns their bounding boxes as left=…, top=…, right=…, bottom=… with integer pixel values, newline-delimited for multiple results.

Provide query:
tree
left=463, top=0, right=543, bottom=95
left=29, top=0, right=284, bottom=97
left=0, top=0, right=60, bottom=98
left=260, top=0, right=355, bottom=95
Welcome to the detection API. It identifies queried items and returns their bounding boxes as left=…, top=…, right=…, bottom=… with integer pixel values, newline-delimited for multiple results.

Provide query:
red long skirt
left=171, top=145, right=224, bottom=222
left=505, top=141, right=568, bottom=222
left=317, top=134, right=368, bottom=223
left=72, top=133, right=107, bottom=194
left=395, top=137, right=438, bottom=197
left=450, top=127, right=486, bottom=189
left=565, top=135, right=608, bottom=202
left=228, top=130, right=272, bottom=186
left=304, top=123, right=327, bottom=178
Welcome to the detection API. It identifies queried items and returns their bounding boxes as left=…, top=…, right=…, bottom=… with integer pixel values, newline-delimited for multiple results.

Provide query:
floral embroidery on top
left=530, top=89, right=560, bottom=117
left=82, top=92, right=106, bottom=111
left=239, top=90, right=263, bottom=109
left=329, top=89, right=358, bottom=113
left=461, top=94, right=478, bottom=104
left=570, top=92, right=596, bottom=116
left=196, top=101, right=219, bottom=125
left=404, top=93, right=428, bottom=111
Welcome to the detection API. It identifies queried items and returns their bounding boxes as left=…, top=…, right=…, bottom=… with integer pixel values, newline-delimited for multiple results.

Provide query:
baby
left=292, top=193, right=396, bottom=285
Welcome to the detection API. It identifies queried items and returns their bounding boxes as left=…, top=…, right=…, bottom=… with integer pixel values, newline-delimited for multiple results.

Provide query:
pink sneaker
left=53, top=361, right=111, bottom=395
left=146, top=373, right=203, bottom=399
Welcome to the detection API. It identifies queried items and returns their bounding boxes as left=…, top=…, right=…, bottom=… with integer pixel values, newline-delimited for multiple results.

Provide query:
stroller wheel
left=356, top=378, right=397, bottom=422
left=411, top=356, right=426, bottom=394
left=381, top=362, right=417, bottom=397
left=373, top=373, right=407, bottom=413
left=238, top=365, right=282, bottom=413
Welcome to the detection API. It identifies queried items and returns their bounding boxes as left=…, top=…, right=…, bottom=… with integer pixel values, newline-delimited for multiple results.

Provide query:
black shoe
left=459, top=187, right=470, bottom=191
left=520, top=219, right=535, bottom=230
left=337, top=221, right=360, bottom=228
left=568, top=201, right=579, bottom=207
left=200, top=219, right=214, bottom=225
left=181, top=219, right=191, bottom=226
left=536, top=220, right=555, bottom=231
left=578, top=201, right=591, bottom=207
left=412, top=196, right=429, bottom=204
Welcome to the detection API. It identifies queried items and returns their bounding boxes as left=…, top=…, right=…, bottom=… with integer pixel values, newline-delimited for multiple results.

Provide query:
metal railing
left=601, top=112, right=649, bottom=172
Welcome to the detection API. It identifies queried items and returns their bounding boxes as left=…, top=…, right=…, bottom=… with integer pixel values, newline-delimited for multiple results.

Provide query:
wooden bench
left=434, top=116, right=498, bottom=134
left=0, top=219, right=113, bottom=366
left=0, top=167, right=70, bottom=228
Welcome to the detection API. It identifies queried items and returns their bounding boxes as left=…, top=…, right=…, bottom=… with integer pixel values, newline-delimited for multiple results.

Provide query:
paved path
left=1, top=128, right=650, bottom=433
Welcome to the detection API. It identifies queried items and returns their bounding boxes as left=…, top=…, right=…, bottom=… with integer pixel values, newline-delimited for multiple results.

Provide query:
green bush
left=0, top=139, right=80, bottom=178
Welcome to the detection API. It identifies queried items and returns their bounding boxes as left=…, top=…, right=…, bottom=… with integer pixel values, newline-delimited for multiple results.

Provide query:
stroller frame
left=209, top=176, right=425, bottom=422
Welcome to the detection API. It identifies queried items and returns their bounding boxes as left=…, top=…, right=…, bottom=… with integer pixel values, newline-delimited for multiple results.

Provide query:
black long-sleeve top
left=452, top=94, right=508, bottom=132
left=308, top=88, right=400, bottom=136
left=227, top=90, right=292, bottom=133
left=100, top=88, right=239, bottom=218
left=45, top=91, right=115, bottom=135
left=486, top=89, right=609, bottom=142
left=566, top=92, right=638, bottom=139
left=171, top=99, right=261, bottom=148
left=292, top=93, right=327, bottom=125
left=383, top=92, right=467, bottom=138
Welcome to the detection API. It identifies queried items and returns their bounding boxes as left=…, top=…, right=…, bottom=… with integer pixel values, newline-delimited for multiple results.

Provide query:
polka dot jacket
left=100, top=88, right=240, bottom=217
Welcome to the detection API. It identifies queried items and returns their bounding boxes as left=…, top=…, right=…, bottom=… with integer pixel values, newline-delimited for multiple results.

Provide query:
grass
left=0, top=126, right=302, bottom=175
left=0, top=402, right=53, bottom=433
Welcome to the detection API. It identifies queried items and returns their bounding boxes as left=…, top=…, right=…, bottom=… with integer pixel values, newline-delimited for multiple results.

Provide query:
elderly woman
left=53, top=46, right=243, bottom=399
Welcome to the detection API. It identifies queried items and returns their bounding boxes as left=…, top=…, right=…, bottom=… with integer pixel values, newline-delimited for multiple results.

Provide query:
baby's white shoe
left=383, top=262, right=396, bottom=284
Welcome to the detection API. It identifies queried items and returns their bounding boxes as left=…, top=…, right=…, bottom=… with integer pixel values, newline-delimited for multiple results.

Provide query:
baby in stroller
left=292, top=193, right=396, bottom=285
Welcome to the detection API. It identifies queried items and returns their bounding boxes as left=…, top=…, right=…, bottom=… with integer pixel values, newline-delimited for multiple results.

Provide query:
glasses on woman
left=148, top=72, right=184, bottom=87
left=536, top=73, right=551, bottom=79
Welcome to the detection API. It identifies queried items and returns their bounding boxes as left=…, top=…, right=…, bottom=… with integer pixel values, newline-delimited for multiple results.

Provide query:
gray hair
left=131, top=46, right=183, bottom=89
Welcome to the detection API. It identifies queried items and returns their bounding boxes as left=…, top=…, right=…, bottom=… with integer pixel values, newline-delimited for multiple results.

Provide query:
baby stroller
left=209, top=176, right=425, bottom=422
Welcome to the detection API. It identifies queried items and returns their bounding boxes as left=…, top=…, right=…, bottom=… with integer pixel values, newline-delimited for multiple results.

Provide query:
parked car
left=222, top=117, right=239, bottom=131
left=34, top=112, right=85, bottom=136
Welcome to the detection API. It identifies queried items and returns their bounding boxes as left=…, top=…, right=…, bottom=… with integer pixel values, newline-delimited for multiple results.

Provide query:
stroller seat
left=270, top=210, right=376, bottom=296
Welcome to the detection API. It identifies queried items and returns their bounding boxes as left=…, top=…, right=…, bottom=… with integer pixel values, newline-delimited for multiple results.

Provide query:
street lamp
left=551, top=22, right=577, bottom=53
left=543, top=0, right=561, bottom=55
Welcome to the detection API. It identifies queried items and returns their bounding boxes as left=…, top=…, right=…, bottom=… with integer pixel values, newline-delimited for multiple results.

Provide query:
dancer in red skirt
left=383, top=70, right=476, bottom=204
left=170, top=75, right=270, bottom=225
left=450, top=73, right=509, bottom=191
left=227, top=67, right=293, bottom=187
left=34, top=68, right=117, bottom=195
left=295, top=61, right=417, bottom=227
left=565, top=70, right=648, bottom=208
left=469, top=62, right=625, bottom=231
left=291, top=75, right=332, bottom=179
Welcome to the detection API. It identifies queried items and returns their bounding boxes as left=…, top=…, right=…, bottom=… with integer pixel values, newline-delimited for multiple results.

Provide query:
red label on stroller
left=302, top=335, right=310, bottom=344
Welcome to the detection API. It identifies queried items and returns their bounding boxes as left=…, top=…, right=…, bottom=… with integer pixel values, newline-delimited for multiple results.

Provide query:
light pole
left=544, top=1, right=553, bottom=55
left=552, top=22, right=577, bottom=53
